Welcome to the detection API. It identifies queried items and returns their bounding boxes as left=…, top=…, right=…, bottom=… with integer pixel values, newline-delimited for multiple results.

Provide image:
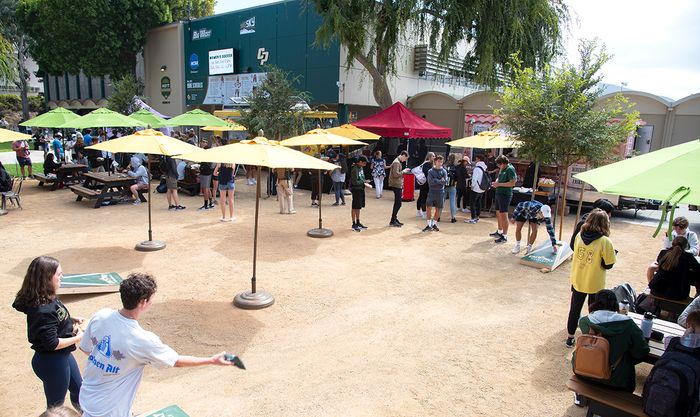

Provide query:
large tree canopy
left=309, top=0, right=568, bottom=108
left=16, top=0, right=214, bottom=78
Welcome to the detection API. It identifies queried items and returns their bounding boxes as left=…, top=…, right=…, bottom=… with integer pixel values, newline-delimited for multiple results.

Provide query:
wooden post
left=558, top=165, right=570, bottom=241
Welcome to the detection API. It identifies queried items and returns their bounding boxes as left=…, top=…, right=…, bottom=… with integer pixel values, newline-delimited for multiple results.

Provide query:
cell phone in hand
left=650, top=330, right=664, bottom=342
left=224, top=353, right=246, bottom=370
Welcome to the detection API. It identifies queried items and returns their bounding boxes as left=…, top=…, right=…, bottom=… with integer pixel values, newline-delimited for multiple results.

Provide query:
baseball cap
left=540, top=204, right=552, bottom=218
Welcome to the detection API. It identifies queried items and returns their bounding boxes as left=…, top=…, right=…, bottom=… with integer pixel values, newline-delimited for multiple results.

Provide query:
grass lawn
left=0, top=142, right=12, bottom=151
left=4, top=162, right=43, bottom=177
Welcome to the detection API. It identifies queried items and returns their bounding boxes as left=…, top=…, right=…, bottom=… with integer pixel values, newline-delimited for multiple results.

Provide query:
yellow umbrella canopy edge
left=446, top=131, right=520, bottom=148
left=0, top=128, right=32, bottom=143
left=280, top=129, right=368, bottom=147
left=327, top=124, right=381, bottom=140
left=85, top=129, right=200, bottom=156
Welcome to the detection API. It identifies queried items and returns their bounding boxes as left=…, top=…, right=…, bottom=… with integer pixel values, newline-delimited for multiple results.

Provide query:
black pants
left=311, top=172, right=319, bottom=201
left=567, top=286, right=598, bottom=335
left=391, top=187, right=402, bottom=222
left=470, top=191, right=483, bottom=219
left=32, top=350, right=82, bottom=408
left=456, top=187, right=469, bottom=209
left=416, top=183, right=429, bottom=211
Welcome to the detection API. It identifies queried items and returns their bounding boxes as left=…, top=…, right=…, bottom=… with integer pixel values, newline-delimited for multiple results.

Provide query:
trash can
left=402, top=173, right=415, bottom=201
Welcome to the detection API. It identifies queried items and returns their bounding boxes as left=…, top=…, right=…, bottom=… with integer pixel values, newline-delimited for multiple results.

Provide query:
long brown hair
left=14, top=256, right=59, bottom=307
left=659, top=236, right=688, bottom=271
left=581, top=208, right=610, bottom=236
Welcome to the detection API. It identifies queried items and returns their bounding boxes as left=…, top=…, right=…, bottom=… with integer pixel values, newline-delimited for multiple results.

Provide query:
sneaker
left=432, top=225, right=440, bottom=232
left=341, top=201, right=346, bottom=205
left=565, top=337, right=575, bottom=348
left=288, top=210, right=297, bottom=214
left=421, top=211, right=427, bottom=219
left=389, top=220, right=401, bottom=227
left=465, top=219, right=479, bottom=224
left=220, top=217, right=228, bottom=222
left=422, top=225, right=432, bottom=233
left=450, top=218, right=457, bottom=223
left=494, top=235, right=507, bottom=243
left=229, top=216, right=236, bottom=222
left=132, top=199, right=141, bottom=205
left=352, top=224, right=361, bottom=232
left=526, top=244, right=533, bottom=254
left=511, top=245, right=521, bottom=254
left=460, top=208, right=469, bottom=213
left=573, top=393, right=586, bottom=407
left=198, top=204, right=208, bottom=211
left=416, top=210, right=423, bottom=217
left=489, top=230, right=502, bottom=237
left=357, top=222, right=368, bottom=230
left=332, top=202, right=339, bottom=206
left=395, top=220, right=404, bottom=226
left=168, top=205, right=176, bottom=210
left=175, top=205, right=186, bottom=210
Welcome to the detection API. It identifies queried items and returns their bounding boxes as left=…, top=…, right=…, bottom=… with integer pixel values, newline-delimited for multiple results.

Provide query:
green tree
left=0, top=0, right=32, bottom=120
left=239, top=66, right=311, bottom=140
left=16, top=0, right=214, bottom=78
left=107, top=74, right=145, bottom=114
left=0, top=34, right=14, bottom=82
left=309, top=0, right=567, bottom=108
left=497, top=40, right=639, bottom=238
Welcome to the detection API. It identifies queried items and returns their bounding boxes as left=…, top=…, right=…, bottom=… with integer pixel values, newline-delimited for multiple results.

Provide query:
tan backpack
left=573, top=328, right=623, bottom=380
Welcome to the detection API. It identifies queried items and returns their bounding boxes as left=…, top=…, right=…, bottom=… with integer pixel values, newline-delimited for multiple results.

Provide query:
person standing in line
left=78, top=273, right=236, bottom=417
left=12, top=137, right=33, bottom=179
left=565, top=209, right=616, bottom=347
left=197, top=144, right=214, bottom=211
left=490, top=155, right=517, bottom=243
left=350, top=156, right=370, bottom=232
left=509, top=201, right=557, bottom=255
left=388, top=151, right=409, bottom=227
left=466, top=154, right=488, bottom=224
left=455, top=156, right=470, bottom=213
left=210, top=136, right=222, bottom=206
left=214, top=163, right=235, bottom=222
left=416, top=152, right=435, bottom=219
left=423, top=155, right=448, bottom=232
left=445, top=154, right=459, bottom=223
left=275, top=167, right=296, bottom=214
left=371, top=150, right=389, bottom=199
left=13, top=256, right=84, bottom=412
left=164, top=156, right=185, bottom=210
left=330, top=152, right=346, bottom=206
left=52, top=133, right=64, bottom=162
left=82, top=129, right=93, bottom=147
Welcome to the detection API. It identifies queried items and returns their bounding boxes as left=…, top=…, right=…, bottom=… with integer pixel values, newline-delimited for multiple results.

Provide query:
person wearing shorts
left=215, top=163, right=235, bottom=222
left=509, top=201, right=557, bottom=254
left=423, top=155, right=448, bottom=232
left=490, top=155, right=517, bottom=243
left=12, top=139, right=33, bottom=178
left=164, top=156, right=185, bottom=210
left=198, top=144, right=214, bottom=211
left=126, top=156, right=149, bottom=205
left=350, top=156, right=369, bottom=232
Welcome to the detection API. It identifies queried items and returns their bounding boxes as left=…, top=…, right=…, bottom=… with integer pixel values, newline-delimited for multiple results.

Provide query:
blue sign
left=189, top=53, right=199, bottom=72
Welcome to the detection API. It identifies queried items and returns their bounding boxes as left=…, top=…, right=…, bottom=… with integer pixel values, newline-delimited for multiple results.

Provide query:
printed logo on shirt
left=88, top=335, right=124, bottom=374
left=56, top=303, right=68, bottom=322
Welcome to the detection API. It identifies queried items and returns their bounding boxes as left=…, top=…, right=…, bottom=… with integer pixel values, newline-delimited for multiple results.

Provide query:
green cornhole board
left=519, top=240, right=573, bottom=272
left=138, top=405, right=190, bottom=417
left=57, top=272, right=123, bottom=295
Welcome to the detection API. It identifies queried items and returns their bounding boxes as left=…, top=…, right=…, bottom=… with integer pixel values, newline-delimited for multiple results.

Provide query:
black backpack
left=643, top=337, right=700, bottom=417
left=476, top=166, right=491, bottom=191
left=0, top=169, right=11, bottom=192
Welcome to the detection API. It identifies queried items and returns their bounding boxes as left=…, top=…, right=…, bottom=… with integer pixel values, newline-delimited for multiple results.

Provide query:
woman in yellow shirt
left=566, top=209, right=616, bottom=347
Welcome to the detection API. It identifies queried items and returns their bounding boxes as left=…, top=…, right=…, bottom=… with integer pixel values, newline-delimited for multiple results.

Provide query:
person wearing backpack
left=573, top=290, right=649, bottom=394
left=643, top=310, right=700, bottom=417
left=465, top=154, right=489, bottom=224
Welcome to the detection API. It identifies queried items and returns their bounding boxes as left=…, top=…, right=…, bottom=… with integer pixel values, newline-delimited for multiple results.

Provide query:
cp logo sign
left=257, top=47, right=269, bottom=65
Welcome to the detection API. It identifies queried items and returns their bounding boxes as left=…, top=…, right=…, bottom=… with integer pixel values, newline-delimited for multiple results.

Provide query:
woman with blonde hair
left=565, top=209, right=616, bottom=348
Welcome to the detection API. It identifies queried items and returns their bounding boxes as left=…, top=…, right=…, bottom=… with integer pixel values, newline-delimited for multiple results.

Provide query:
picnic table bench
left=70, top=171, right=146, bottom=208
left=648, top=294, right=694, bottom=317
left=566, top=375, right=646, bottom=417
left=35, top=163, right=87, bottom=190
left=177, top=179, right=200, bottom=196
left=34, top=173, right=57, bottom=187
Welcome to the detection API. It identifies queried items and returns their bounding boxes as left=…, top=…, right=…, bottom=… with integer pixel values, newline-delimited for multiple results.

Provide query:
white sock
left=515, top=241, right=521, bottom=246
left=497, top=229, right=503, bottom=234
left=427, top=219, right=433, bottom=227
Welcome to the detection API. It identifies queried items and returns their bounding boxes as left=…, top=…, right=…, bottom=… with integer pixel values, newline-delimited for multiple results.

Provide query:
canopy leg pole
left=135, top=157, right=165, bottom=251
left=308, top=169, right=333, bottom=238
left=234, top=166, right=274, bottom=309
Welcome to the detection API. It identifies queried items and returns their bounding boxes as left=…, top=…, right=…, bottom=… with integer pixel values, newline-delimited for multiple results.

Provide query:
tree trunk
left=353, top=51, right=393, bottom=109
left=558, top=165, right=570, bottom=241
left=15, top=36, right=29, bottom=121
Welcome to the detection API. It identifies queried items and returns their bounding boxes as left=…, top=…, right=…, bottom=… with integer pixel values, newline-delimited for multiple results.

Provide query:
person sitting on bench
left=44, top=153, right=62, bottom=179
left=663, top=216, right=699, bottom=256
left=647, top=236, right=700, bottom=301
left=125, top=156, right=149, bottom=205
left=573, top=289, right=650, bottom=393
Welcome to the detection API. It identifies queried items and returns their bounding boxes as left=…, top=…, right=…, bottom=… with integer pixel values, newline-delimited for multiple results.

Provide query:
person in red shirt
left=12, top=139, right=33, bottom=178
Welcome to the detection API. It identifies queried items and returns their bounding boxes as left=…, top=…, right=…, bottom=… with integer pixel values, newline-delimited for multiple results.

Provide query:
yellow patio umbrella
left=327, top=124, right=381, bottom=140
left=0, top=128, right=31, bottom=143
left=87, top=129, right=200, bottom=251
left=179, top=136, right=338, bottom=310
left=446, top=130, right=520, bottom=149
left=280, top=129, right=367, bottom=238
left=201, top=121, right=247, bottom=131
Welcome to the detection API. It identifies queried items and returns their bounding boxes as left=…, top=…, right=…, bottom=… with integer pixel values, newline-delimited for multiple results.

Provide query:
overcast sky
left=215, top=0, right=700, bottom=100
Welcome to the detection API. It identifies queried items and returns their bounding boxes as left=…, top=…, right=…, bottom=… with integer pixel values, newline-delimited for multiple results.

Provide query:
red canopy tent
left=352, top=102, right=452, bottom=138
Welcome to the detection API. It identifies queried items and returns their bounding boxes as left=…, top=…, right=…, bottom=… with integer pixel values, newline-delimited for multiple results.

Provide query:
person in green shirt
left=350, top=156, right=370, bottom=232
left=489, top=155, right=517, bottom=243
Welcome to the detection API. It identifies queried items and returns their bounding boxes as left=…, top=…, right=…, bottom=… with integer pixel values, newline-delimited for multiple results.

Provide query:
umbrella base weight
left=0, top=209, right=7, bottom=216
left=307, top=228, right=333, bottom=238
left=233, top=290, right=275, bottom=310
left=135, top=240, right=166, bottom=252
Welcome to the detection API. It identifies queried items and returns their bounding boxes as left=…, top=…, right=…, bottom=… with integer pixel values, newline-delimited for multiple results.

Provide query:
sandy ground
left=0, top=175, right=667, bottom=416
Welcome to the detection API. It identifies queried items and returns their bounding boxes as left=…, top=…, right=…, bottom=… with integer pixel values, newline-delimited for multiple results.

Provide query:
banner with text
left=208, top=48, right=234, bottom=75
left=203, top=73, right=267, bottom=105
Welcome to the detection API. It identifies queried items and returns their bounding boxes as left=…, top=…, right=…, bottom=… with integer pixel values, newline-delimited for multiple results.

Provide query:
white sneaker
left=526, top=245, right=533, bottom=254
left=219, top=217, right=227, bottom=222
left=461, top=208, right=469, bottom=213
left=421, top=211, right=426, bottom=219
left=416, top=210, right=422, bottom=217
left=511, top=244, right=521, bottom=254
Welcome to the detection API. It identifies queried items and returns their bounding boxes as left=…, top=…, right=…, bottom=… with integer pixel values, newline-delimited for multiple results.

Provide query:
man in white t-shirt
left=79, top=273, right=235, bottom=417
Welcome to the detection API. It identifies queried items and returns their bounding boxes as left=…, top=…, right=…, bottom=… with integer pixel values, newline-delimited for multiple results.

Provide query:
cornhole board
left=138, top=405, right=190, bottom=417
left=57, top=272, right=123, bottom=295
left=519, top=240, right=573, bottom=272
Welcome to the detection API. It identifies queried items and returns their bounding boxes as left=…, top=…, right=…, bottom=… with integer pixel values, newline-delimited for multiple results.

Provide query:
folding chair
left=2, top=178, right=23, bottom=210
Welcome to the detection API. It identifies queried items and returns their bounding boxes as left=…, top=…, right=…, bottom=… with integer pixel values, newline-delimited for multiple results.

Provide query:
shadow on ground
left=9, top=246, right=147, bottom=277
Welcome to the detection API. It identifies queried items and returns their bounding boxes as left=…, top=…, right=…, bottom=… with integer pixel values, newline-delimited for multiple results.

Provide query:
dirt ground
left=1, top=176, right=662, bottom=417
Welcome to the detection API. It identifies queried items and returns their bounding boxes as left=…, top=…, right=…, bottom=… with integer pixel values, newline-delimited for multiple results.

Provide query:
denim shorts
left=219, top=181, right=235, bottom=191
left=17, top=156, right=32, bottom=167
left=494, top=193, right=512, bottom=212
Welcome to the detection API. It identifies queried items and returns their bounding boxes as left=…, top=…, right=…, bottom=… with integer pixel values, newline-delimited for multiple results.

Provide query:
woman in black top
left=12, top=256, right=84, bottom=410
left=649, top=236, right=700, bottom=300
left=44, top=153, right=62, bottom=176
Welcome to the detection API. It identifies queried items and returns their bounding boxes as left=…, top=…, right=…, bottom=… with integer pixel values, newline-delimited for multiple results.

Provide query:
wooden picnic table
left=628, top=311, right=685, bottom=363
left=35, top=163, right=87, bottom=190
left=70, top=171, right=146, bottom=208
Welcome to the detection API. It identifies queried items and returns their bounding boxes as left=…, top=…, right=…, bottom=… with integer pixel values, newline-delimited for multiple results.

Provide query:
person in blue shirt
left=82, top=129, right=93, bottom=146
left=52, top=133, right=64, bottom=162
left=510, top=200, right=558, bottom=255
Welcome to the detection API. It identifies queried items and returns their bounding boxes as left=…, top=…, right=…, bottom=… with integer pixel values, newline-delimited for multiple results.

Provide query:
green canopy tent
left=166, top=109, right=229, bottom=146
left=19, top=107, right=80, bottom=128
left=128, top=109, right=171, bottom=129
left=575, top=138, right=700, bottom=235
left=59, top=108, right=148, bottom=130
